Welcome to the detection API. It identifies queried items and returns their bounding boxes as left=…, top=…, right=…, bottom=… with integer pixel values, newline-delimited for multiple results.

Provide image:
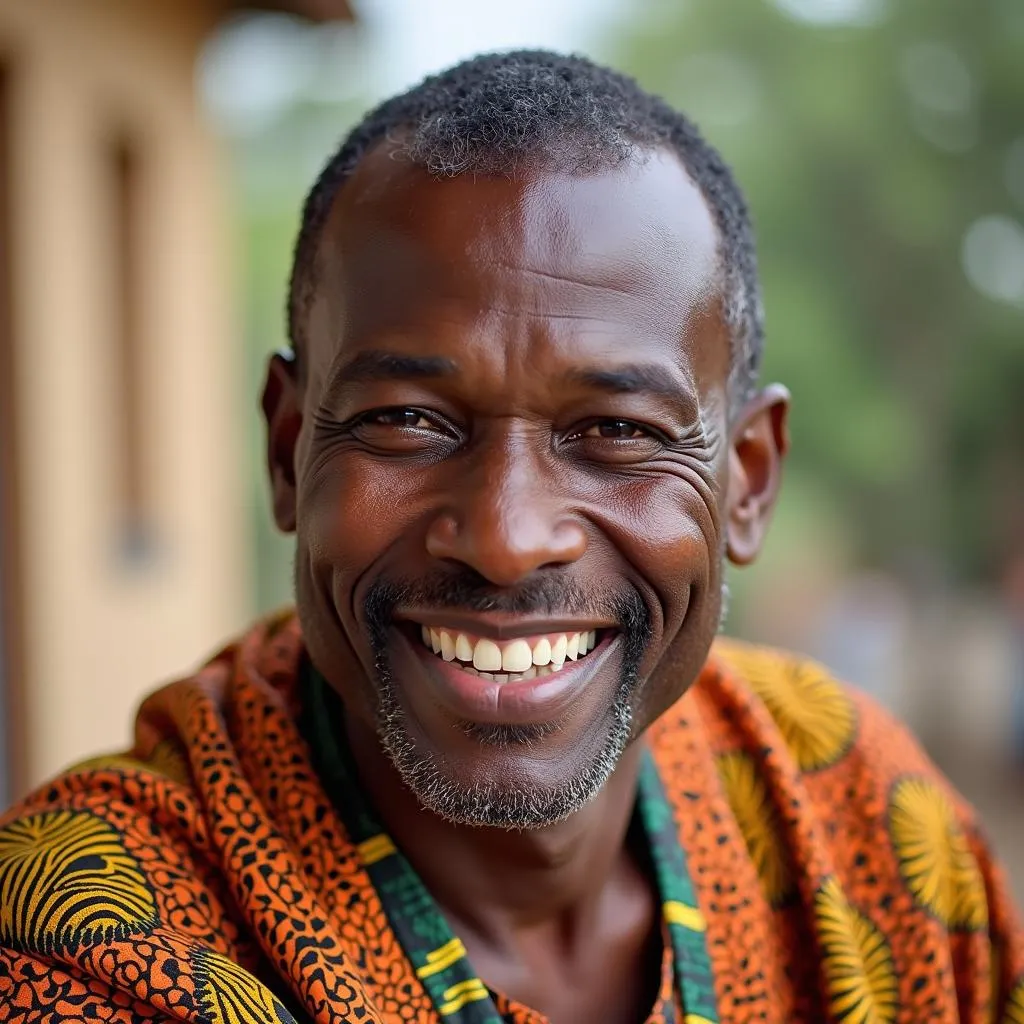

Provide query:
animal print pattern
left=714, top=752, right=796, bottom=908
left=0, top=616, right=1019, bottom=1023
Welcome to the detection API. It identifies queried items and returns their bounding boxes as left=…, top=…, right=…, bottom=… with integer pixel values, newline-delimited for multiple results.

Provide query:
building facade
left=0, top=0, right=350, bottom=802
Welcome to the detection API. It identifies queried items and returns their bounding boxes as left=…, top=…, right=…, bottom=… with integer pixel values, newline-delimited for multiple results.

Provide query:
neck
left=345, top=719, right=645, bottom=947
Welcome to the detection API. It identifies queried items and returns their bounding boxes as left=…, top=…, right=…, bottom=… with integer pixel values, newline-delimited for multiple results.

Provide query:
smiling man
left=1, top=51, right=1022, bottom=1024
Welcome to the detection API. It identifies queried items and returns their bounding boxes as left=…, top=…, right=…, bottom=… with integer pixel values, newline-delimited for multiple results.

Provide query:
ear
left=261, top=351, right=302, bottom=533
left=725, top=384, right=790, bottom=566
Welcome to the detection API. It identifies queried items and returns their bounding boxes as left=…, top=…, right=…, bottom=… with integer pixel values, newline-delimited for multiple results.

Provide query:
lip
left=397, top=625, right=622, bottom=726
left=393, top=609, right=616, bottom=641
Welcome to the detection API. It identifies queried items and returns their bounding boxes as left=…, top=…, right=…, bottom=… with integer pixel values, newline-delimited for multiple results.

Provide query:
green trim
left=637, top=753, right=719, bottom=1022
left=300, top=661, right=502, bottom=1023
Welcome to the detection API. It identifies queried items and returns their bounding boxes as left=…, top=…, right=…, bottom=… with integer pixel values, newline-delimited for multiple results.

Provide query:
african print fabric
left=0, top=611, right=1022, bottom=1023
left=300, top=661, right=714, bottom=1023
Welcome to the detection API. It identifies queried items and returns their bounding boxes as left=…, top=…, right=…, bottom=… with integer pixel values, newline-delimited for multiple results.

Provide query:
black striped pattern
left=194, top=947, right=297, bottom=1024
left=0, top=810, right=157, bottom=953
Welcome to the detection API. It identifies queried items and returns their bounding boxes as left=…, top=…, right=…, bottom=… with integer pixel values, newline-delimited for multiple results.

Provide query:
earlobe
left=725, top=384, right=790, bottom=567
left=261, top=351, right=303, bottom=534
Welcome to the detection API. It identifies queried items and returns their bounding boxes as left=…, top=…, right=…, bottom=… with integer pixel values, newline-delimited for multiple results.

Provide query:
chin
left=374, top=669, right=636, bottom=830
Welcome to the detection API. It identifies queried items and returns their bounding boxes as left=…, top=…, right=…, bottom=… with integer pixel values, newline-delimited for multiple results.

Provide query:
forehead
left=308, top=144, right=726, bottom=381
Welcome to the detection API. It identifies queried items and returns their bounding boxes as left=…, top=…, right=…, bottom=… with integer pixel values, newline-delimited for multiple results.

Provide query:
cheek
left=586, top=471, right=723, bottom=662
left=611, top=476, right=725, bottom=724
left=610, top=473, right=721, bottom=579
left=298, top=451, right=429, bottom=575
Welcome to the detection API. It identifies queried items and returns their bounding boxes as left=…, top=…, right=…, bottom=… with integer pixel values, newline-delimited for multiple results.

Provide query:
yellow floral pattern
left=717, top=643, right=856, bottom=771
left=71, top=739, right=190, bottom=785
left=1003, top=976, right=1024, bottom=1024
left=716, top=752, right=795, bottom=906
left=814, top=877, right=898, bottom=1024
left=194, top=947, right=297, bottom=1024
left=0, top=810, right=157, bottom=953
left=889, top=776, right=988, bottom=931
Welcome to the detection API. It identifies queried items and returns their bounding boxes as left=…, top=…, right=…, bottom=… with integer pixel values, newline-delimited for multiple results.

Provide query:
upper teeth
left=419, top=627, right=598, bottom=672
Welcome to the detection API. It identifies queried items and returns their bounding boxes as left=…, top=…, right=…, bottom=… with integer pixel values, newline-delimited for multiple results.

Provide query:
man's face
left=263, top=147, right=786, bottom=828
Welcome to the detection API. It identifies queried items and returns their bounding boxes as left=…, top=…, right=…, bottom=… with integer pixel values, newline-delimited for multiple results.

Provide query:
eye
left=578, top=419, right=653, bottom=440
left=563, top=417, right=666, bottom=465
left=340, top=406, right=460, bottom=454
left=360, top=408, right=438, bottom=430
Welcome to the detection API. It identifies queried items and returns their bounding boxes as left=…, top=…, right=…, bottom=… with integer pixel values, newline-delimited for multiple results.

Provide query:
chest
left=464, top=913, right=666, bottom=1024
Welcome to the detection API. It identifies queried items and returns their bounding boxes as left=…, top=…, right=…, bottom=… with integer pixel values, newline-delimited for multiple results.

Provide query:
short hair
left=287, top=49, right=764, bottom=401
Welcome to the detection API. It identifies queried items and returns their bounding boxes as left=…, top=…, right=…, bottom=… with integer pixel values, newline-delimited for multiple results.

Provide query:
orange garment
left=0, top=612, right=1022, bottom=1023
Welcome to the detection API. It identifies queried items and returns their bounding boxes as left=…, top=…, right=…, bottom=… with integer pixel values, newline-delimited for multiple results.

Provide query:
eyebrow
left=320, top=349, right=458, bottom=407
left=567, top=364, right=698, bottom=411
left=321, top=351, right=697, bottom=416
left=337, top=349, right=457, bottom=383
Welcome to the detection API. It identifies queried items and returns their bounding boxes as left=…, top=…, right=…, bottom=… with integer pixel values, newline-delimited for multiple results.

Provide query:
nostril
left=424, top=489, right=587, bottom=584
left=424, top=513, right=460, bottom=560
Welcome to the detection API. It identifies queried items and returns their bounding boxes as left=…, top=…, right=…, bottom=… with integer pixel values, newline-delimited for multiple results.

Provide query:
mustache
left=364, top=568, right=652, bottom=639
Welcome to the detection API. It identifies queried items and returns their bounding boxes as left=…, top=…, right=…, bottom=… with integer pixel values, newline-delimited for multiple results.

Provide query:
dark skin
left=263, top=145, right=789, bottom=1024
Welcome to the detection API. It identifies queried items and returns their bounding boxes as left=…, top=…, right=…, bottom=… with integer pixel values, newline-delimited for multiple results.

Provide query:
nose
left=424, top=442, right=587, bottom=586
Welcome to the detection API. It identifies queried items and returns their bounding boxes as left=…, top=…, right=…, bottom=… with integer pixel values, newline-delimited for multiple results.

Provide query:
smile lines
left=418, top=626, right=600, bottom=682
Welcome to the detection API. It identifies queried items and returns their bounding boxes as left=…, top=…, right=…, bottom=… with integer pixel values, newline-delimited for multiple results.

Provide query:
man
left=0, top=50, right=1021, bottom=1024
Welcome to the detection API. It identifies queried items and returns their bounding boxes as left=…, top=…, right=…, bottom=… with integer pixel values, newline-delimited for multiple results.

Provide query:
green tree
left=609, top=0, right=1024, bottom=587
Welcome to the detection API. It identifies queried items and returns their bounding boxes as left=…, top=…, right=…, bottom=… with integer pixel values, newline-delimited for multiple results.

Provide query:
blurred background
left=0, top=0, right=1020, bottom=896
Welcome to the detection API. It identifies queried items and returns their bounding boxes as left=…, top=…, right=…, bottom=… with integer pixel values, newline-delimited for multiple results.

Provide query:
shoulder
left=0, top=782, right=294, bottom=1022
left=704, top=636, right=938, bottom=781
left=0, top=760, right=278, bottom=1019
left=0, top=748, right=229, bottom=961
left=687, top=638, right=994, bottom=903
left=694, top=639, right=1024, bottom=1014
left=691, top=637, right=1001, bottom=933
left=0, top=801, right=163, bottom=956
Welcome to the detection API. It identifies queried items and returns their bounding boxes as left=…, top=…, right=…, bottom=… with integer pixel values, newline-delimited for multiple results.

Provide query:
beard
left=361, top=569, right=654, bottom=830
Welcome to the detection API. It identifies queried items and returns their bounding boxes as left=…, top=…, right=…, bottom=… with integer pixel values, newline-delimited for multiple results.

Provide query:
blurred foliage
left=609, top=0, right=1024, bottom=587
left=232, top=0, right=1024, bottom=615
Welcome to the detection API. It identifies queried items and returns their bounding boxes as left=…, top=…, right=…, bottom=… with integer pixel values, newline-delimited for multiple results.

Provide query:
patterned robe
left=1, top=612, right=1022, bottom=1023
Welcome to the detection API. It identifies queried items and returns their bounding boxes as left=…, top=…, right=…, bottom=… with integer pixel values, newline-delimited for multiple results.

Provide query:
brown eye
left=583, top=420, right=649, bottom=440
left=346, top=407, right=459, bottom=454
left=366, top=409, right=435, bottom=430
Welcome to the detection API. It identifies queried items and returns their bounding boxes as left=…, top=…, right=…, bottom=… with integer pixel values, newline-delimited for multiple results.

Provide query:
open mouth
left=413, top=624, right=609, bottom=684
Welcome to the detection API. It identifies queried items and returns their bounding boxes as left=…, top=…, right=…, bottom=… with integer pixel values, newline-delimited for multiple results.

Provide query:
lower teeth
left=460, top=664, right=557, bottom=681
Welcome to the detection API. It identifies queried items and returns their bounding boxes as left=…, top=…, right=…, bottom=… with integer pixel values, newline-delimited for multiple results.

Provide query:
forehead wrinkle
left=311, top=147, right=728, bottom=392
left=469, top=174, right=720, bottom=337
left=479, top=269, right=709, bottom=342
left=484, top=262, right=655, bottom=301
